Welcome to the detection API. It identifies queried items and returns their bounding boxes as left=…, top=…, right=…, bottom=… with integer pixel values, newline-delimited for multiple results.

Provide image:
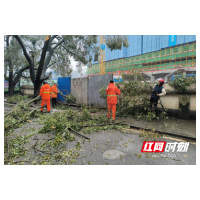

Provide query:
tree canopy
left=4, top=35, right=129, bottom=94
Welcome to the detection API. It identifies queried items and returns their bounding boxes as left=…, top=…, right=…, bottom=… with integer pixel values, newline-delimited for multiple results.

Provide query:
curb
left=123, top=123, right=196, bottom=140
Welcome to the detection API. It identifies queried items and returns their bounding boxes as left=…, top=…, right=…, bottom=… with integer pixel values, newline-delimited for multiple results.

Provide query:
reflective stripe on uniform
left=107, top=95, right=116, bottom=96
left=43, top=92, right=50, bottom=93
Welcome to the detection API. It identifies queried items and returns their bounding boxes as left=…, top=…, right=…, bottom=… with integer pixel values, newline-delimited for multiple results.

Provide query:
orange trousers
left=41, top=99, right=51, bottom=112
left=107, top=104, right=116, bottom=120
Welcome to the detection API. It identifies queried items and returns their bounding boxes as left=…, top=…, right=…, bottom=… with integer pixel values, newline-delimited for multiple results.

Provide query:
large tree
left=4, top=35, right=30, bottom=95
left=4, top=35, right=129, bottom=95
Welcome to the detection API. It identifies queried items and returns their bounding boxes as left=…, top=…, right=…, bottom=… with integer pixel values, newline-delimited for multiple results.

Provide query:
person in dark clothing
left=149, top=78, right=166, bottom=113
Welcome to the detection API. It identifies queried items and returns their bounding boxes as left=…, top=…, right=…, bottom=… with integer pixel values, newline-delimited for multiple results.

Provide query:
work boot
left=40, top=111, right=43, bottom=114
left=47, top=111, right=50, bottom=113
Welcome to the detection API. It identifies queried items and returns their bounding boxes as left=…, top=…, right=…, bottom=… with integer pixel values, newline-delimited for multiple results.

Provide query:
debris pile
left=6, top=94, right=28, bottom=103
left=4, top=97, right=129, bottom=165
left=4, top=96, right=42, bottom=133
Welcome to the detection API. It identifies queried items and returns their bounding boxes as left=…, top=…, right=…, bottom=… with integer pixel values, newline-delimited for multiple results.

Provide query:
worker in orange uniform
left=106, top=80, right=121, bottom=120
left=51, top=82, right=58, bottom=107
left=39, top=81, right=52, bottom=113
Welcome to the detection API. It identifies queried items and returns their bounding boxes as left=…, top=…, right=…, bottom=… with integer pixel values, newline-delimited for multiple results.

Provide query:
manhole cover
left=103, top=150, right=125, bottom=160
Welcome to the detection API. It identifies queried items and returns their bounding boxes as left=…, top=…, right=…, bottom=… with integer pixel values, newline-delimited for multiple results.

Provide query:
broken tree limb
left=4, top=102, right=16, bottom=106
left=4, top=109, right=16, bottom=118
left=25, top=96, right=40, bottom=105
left=58, top=89, right=77, bottom=104
left=5, top=101, right=37, bottom=109
left=57, top=100, right=106, bottom=110
left=62, top=126, right=90, bottom=140
left=4, top=96, right=40, bottom=118
left=32, top=134, right=53, bottom=155
left=68, top=127, right=90, bottom=140
left=29, top=105, right=46, bottom=116
left=57, top=101, right=77, bottom=107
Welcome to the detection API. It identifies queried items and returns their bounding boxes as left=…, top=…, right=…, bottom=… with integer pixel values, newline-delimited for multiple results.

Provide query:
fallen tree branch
left=5, top=101, right=37, bottom=109
left=32, top=134, right=53, bottom=155
left=4, top=96, right=40, bottom=118
left=57, top=100, right=106, bottom=110
left=6, top=137, right=10, bottom=154
left=58, top=89, right=77, bottom=104
left=29, top=105, right=46, bottom=116
left=33, top=137, right=55, bottom=141
left=26, top=96, right=40, bottom=105
left=68, top=127, right=90, bottom=140
left=4, top=102, right=16, bottom=106
left=32, top=147, right=53, bottom=155
left=4, top=160, right=32, bottom=164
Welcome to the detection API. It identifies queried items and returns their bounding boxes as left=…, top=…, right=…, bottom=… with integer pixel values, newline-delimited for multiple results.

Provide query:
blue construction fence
left=57, top=77, right=71, bottom=103
left=171, top=74, right=196, bottom=81
left=56, top=75, right=113, bottom=106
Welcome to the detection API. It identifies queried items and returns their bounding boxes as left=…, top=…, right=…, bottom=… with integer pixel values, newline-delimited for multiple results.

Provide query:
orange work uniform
left=39, top=83, right=52, bottom=112
left=51, top=85, right=58, bottom=98
left=106, top=83, right=121, bottom=120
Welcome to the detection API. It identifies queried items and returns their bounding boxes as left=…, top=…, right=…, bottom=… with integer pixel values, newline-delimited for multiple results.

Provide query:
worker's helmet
left=158, top=78, right=164, bottom=85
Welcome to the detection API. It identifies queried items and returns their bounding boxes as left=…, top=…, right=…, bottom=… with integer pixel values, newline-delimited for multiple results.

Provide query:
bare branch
left=47, top=61, right=56, bottom=69
left=61, top=44, right=85, bottom=64
left=41, top=72, right=52, bottom=82
left=13, top=65, right=29, bottom=84
left=52, top=39, right=64, bottom=51
left=21, top=74, right=31, bottom=79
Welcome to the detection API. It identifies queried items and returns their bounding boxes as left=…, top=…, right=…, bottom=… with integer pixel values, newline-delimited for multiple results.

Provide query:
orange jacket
left=106, top=83, right=121, bottom=104
left=39, top=84, right=52, bottom=100
left=51, top=85, right=58, bottom=98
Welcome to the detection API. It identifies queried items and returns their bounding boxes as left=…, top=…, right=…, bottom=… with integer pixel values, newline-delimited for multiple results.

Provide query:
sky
left=46, top=57, right=87, bottom=77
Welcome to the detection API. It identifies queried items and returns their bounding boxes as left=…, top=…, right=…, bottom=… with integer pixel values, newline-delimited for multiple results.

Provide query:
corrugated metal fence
left=58, top=74, right=113, bottom=106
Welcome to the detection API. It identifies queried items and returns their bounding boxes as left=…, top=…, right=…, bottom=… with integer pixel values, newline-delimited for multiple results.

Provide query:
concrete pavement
left=116, top=117, right=196, bottom=139
left=65, top=129, right=196, bottom=165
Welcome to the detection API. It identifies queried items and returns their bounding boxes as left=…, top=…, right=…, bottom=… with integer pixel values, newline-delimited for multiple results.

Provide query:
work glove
left=39, top=96, right=42, bottom=100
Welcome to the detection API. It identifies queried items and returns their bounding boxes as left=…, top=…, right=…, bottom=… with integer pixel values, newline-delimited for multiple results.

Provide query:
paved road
left=66, top=129, right=196, bottom=165
left=5, top=104, right=196, bottom=165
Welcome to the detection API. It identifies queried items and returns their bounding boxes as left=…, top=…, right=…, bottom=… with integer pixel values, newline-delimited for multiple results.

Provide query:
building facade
left=87, top=35, right=196, bottom=75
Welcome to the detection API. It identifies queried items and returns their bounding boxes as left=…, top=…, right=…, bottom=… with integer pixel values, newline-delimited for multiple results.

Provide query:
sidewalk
left=117, top=117, right=196, bottom=139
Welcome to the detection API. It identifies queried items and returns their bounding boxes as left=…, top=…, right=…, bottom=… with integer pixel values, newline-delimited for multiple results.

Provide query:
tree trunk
left=34, top=36, right=52, bottom=96
left=35, top=80, right=42, bottom=96
left=6, top=35, right=15, bottom=96
left=8, top=78, right=15, bottom=96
